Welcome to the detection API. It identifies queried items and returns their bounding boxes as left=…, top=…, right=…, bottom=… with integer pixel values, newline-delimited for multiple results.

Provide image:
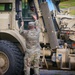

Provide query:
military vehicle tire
left=0, top=40, right=24, bottom=75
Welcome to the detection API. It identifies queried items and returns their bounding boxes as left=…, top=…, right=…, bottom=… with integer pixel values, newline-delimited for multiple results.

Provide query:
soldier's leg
left=33, top=53, right=40, bottom=75
left=34, top=67, right=40, bottom=75
left=24, top=53, right=31, bottom=75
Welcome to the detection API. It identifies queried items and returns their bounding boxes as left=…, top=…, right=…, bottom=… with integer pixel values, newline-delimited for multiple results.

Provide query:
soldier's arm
left=32, top=15, right=41, bottom=30
left=19, top=21, right=28, bottom=35
left=35, top=20, right=41, bottom=29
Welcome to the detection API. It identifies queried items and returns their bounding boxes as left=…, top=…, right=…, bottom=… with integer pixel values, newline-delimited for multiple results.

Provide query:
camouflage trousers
left=24, top=51, right=40, bottom=75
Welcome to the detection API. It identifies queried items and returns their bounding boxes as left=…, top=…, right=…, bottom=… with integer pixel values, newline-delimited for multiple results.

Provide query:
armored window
left=0, top=3, right=12, bottom=11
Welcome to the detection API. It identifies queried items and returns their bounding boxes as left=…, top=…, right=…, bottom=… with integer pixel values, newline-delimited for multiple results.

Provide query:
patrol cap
left=28, top=22, right=35, bottom=26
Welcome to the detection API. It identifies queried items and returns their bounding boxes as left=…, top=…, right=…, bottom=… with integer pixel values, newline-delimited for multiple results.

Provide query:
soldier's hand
left=32, top=14, right=37, bottom=20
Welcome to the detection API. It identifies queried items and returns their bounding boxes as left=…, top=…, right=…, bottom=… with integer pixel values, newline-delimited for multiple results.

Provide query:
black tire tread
left=0, top=40, right=24, bottom=75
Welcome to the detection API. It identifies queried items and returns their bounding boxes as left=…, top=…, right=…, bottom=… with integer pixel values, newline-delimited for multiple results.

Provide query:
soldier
left=28, top=3, right=37, bottom=20
left=19, top=14, right=41, bottom=75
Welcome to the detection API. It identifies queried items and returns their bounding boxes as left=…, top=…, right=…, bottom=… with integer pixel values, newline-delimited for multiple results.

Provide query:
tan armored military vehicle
left=0, top=0, right=75, bottom=75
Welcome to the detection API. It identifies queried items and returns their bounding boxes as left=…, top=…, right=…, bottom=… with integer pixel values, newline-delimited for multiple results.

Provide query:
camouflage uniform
left=19, top=20, right=41, bottom=75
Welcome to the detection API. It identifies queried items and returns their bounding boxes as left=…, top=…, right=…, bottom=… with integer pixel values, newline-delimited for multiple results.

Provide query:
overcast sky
left=46, top=0, right=55, bottom=11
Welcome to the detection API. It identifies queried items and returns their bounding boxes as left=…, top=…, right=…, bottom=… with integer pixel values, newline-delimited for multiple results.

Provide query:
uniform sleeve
left=19, top=25, right=28, bottom=35
left=35, top=20, right=41, bottom=31
left=35, top=20, right=41, bottom=32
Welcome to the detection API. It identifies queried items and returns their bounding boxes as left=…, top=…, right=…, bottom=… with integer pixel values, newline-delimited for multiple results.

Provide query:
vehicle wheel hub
left=0, top=57, right=5, bottom=67
left=0, top=51, right=9, bottom=73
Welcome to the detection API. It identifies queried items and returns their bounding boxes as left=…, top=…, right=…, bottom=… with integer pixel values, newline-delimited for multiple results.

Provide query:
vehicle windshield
left=0, top=3, right=12, bottom=11
left=22, top=0, right=36, bottom=29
